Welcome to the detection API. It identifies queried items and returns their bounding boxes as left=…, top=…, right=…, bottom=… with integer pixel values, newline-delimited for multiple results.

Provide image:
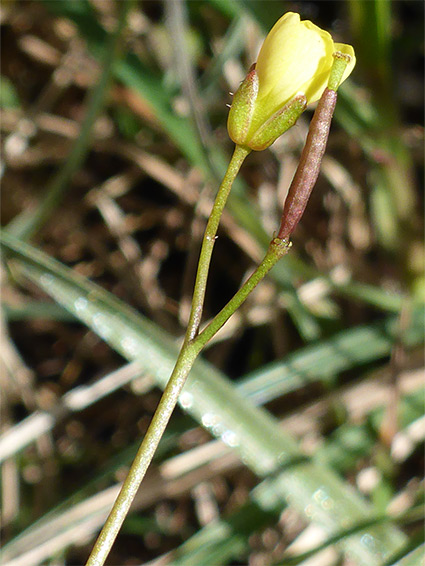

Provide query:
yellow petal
left=257, top=14, right=333, bottom=101
left=250, top=12, right=335, bottom=134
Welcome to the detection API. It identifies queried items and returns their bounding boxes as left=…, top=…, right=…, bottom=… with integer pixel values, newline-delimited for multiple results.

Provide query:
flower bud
left=227, top=12, right=356, bottom=150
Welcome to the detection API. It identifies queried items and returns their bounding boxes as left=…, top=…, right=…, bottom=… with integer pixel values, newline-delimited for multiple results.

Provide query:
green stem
left=86, top=144, right=249, bottom=566
left=194, top=237, right=291, bottom=349
left=184, top=144, right=250, bottom=341
left=86, top=341, right=198, bottom=566
left=86, top=237, right=289, bottom=566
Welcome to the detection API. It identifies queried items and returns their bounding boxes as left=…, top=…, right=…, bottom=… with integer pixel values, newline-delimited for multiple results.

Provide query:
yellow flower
left=228, top=12, right=356, bottom=150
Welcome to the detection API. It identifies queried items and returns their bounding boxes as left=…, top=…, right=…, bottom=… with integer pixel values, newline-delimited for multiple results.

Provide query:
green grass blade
left=3, top=382, right=421, bottom=566
left=386, top=543, right=425, bottom=566
left=238, top=312, right=424, bottom=405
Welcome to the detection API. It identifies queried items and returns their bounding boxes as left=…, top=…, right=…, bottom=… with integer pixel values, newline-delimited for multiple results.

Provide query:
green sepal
left=227, top=64, right=259, bottom=146
left=248, top=94, right=307, bottom=151
left=328, top=52, right=351, bottom=92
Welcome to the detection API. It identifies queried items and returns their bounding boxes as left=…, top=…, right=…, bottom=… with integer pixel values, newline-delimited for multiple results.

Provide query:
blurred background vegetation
left=0, top=1, right=423, bottom=565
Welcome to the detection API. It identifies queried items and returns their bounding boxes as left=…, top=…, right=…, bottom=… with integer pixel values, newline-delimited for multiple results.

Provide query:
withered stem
left=278, top=88, right=337, bottom=240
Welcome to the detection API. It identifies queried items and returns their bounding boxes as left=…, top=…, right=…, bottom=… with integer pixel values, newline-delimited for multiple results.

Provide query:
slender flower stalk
left=86, top=144, right=250, bottom=566
left=194, top=238, right=292, bottom=348
left=86, top=13, right=355, bottom=566
left=184, top=144, right=250, bottom=341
